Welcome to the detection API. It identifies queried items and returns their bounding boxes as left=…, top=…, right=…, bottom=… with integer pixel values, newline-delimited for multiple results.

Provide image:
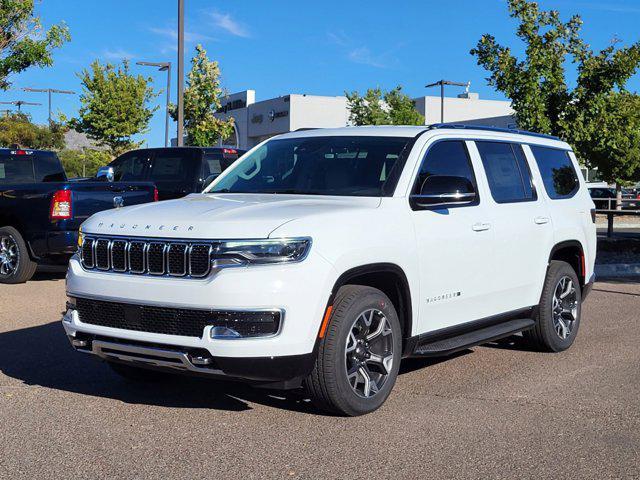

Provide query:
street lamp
left=0, top=100, right=42, bottom=112
left=137, top=61, right=172, bottom=147
left=425, top=80, right=469, bottom=123
left=22, top=87, right=75, bottom=124
left=177, top=0, right=185, bottom=146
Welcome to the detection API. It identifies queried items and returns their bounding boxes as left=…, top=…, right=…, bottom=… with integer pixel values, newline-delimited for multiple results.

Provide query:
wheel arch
left=548, top=240, right=585, bottom=286
left=327, top=263, right=413, bottom=343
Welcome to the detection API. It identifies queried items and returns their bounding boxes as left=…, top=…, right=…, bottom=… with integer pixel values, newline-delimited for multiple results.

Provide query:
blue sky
left=3, top=0, right=640, bottom=147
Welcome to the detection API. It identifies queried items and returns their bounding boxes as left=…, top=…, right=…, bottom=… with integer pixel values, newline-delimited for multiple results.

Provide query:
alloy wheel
left=345, top=308, right=394, bottom=398
left=551, top=276, right=578, bottom=340
left=0, top=235, right=18, bottom=276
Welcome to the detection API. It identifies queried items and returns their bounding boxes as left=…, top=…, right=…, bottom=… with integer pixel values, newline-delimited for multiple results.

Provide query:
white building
left=216, top=89, right=515, bottom=150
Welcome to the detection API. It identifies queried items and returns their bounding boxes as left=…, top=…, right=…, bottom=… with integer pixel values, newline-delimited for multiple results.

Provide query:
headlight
left=211, top=238, right=311, bottom=267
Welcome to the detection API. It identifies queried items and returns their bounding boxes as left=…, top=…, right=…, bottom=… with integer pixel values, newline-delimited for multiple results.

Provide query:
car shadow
left=0, top=321, right=320, bottom=414
left=31, top=268, right=66, bottom=282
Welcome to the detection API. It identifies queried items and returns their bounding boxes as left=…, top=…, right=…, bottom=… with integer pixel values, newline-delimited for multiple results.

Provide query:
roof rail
left=427, top=123, right=560, bottom=141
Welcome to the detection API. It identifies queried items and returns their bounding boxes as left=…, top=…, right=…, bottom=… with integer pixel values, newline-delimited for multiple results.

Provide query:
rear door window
left=34, top=151, right=66, bottom=182
left=0, top=152, right=35, bottom=184
left=111, top=151, right=149, bottom=181
left=529, top=146, right=579, bottom=199
left=476, top=142, right=535, bottom=203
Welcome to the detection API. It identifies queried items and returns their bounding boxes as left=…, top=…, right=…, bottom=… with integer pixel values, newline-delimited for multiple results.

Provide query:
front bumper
left=63, top=322, right=315, bottom=387
left=64, top=251, right=337, bottom=360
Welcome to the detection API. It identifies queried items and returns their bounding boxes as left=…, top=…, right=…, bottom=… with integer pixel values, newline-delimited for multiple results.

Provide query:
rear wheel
left=304, top=285, right=402, bottom=416
left=0, top=226, right=37, bottom=284
left=524, top=260, right=582, bottom=352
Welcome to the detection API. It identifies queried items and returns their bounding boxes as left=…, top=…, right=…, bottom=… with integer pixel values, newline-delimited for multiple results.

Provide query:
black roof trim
left=427, top=123, right=560, bottom=141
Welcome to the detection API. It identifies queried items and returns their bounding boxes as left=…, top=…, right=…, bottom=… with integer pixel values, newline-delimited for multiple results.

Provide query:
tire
left=108, top=361, right=175, bottom=383
left=0, top=226, right=37, bottom=284
left=524, top=260, right=582, bottom=352
left=304, top=285, right=402, bottom=416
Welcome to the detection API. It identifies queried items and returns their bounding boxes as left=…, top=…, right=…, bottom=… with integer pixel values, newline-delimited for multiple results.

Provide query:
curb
left=595, top=263, right=640, bottom=277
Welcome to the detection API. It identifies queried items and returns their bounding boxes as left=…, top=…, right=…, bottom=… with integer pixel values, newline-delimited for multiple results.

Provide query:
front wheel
left=524, top=260, right=582, bottom=352
left=304, top=285, right=402, bottom=416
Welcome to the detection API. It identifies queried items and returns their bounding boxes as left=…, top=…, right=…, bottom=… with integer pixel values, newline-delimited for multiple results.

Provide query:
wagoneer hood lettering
left=81, top=193, right=381, bottom=238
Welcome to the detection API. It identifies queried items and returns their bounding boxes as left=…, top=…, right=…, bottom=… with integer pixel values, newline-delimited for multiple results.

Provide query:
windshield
left=205, top=136, right=412, bottom=197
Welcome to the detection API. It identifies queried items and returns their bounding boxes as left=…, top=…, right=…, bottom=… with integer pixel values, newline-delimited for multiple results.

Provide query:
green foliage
left=345, top=86, right=424, bottom=126
left=471, top=0, right=640, bottom=187
left=0, top=0, right=70, bottom=89
left=57, top=148, right=111, bottom=178
left=69, top=60, right=158, bottom=156
left=0, top=112, right=65, bottom=149
left=169, top=44, right=235, bottom=146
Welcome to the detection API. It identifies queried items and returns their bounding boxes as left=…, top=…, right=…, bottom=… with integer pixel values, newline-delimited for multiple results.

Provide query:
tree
left=471, top=0, right=640, bottom=204
left=0, top=0, right=70, bottom=89
left=69, top=60, right=158, bottom=156
left=169, top=44, right=235, bottom=146
left=57, top=148, right=111, bottom=178
left=0, top=112, right=65, bottom=149
left=345, top=86, right=424, bottom=126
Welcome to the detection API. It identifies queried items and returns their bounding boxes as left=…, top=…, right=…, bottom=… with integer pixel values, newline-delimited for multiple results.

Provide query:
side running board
left=412, top=318, right=535, bottom=357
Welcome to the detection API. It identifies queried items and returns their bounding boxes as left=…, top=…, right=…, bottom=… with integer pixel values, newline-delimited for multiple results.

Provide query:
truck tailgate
left=71, top=181, right=156, bottom=223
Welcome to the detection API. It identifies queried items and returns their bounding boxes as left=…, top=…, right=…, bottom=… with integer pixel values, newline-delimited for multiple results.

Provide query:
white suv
left=63, top=125, right=596, bottom=416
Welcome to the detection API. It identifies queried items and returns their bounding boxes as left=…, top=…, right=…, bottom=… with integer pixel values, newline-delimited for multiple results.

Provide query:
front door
left=410, top=139, right=497, bottom=334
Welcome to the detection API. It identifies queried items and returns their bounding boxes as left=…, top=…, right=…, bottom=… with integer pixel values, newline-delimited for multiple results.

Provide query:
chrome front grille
left=81, top=237, right=212, bottom=278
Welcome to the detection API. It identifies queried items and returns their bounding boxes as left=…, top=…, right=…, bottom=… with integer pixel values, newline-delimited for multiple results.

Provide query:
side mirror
left=96, top=166, right=114, bottom=182
left=410, top=175, right=476, bottom=208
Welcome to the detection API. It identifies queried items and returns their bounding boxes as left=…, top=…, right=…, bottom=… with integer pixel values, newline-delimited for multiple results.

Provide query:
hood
left=82, top=193, right=381, bottom=239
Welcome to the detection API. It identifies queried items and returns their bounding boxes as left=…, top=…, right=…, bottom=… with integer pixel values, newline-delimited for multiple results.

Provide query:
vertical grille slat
left=95, top=239, right=110, bottom=270
left=81, top=238, right=94, bottom=268
left=189, top=244, right=212, bottom=277
left=168, top=243, right=187, bottom=276
left=147, top=243, right=167, bottom=275
left=82, top=237, right=213, bottom=278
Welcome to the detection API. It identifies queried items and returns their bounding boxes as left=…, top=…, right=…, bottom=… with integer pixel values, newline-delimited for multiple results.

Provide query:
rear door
left=470, top=141, right=554, bottom=312
left=148, top=148, right=200, bottom=200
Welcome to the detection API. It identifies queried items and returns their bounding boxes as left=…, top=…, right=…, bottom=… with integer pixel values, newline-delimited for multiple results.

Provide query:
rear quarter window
left=529, top=146, right=579, bottom=199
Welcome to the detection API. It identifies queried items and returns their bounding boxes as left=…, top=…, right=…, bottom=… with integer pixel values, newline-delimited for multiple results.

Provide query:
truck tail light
left=50, top=190, right=73, bottom=220
left=153, top=187, right=159, bottom=202
left=222, top=148, right=237, bottom=155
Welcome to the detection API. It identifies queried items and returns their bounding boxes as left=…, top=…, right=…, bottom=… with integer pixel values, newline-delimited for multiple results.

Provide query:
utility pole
left=0, top=100, right=42, bottom=112
left=425, top=80, right=468, bottom=123
left=137, top=61, right=172, bottom=147
left=177, top=0, right=185, bottom=146
left=22, top=87, right=75, bottom=124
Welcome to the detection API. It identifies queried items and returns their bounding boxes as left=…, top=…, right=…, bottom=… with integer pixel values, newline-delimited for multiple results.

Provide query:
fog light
left=211, top=326, right=242, bottom=339
left=208, top=310, right=282, bottom=339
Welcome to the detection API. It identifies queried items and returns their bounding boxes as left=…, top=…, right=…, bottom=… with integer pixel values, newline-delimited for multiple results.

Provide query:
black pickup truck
left=0, top=148, right=157, bottom=283
left=104, top=146, right=245, bottom=200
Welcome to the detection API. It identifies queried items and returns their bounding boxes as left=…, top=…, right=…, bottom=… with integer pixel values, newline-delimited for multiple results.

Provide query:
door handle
left=534, top=216, right=550, bottom=225
left=472, top=222, right=491, bottom=232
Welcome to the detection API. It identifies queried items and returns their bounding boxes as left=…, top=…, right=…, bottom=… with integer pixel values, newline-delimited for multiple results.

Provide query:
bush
left=58, top=149, right=112, bottom=178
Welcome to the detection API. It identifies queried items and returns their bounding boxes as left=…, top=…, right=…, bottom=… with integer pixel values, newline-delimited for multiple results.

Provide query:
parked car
left=588, top=187, right=639, bottom=209
left=63, top=125, right=596, bottom=416
left=102, top=147, right=246, bottom=201
left=0, top=148, right=157, bottom=283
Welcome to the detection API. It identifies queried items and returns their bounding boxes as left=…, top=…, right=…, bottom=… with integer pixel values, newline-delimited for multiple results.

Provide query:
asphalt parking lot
left=1, top=274, right=639, bottom=479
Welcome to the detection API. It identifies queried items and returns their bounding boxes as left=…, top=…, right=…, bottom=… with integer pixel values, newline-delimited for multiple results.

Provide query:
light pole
left=0, top=100, right=42, bottom=112
left=425, top=80, right=469, bottom=123
left=177, top=0, right=185, bottom=146
left=137, top=61, right=172, bottom=147
left=22, top=87, right=75, bottom=124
